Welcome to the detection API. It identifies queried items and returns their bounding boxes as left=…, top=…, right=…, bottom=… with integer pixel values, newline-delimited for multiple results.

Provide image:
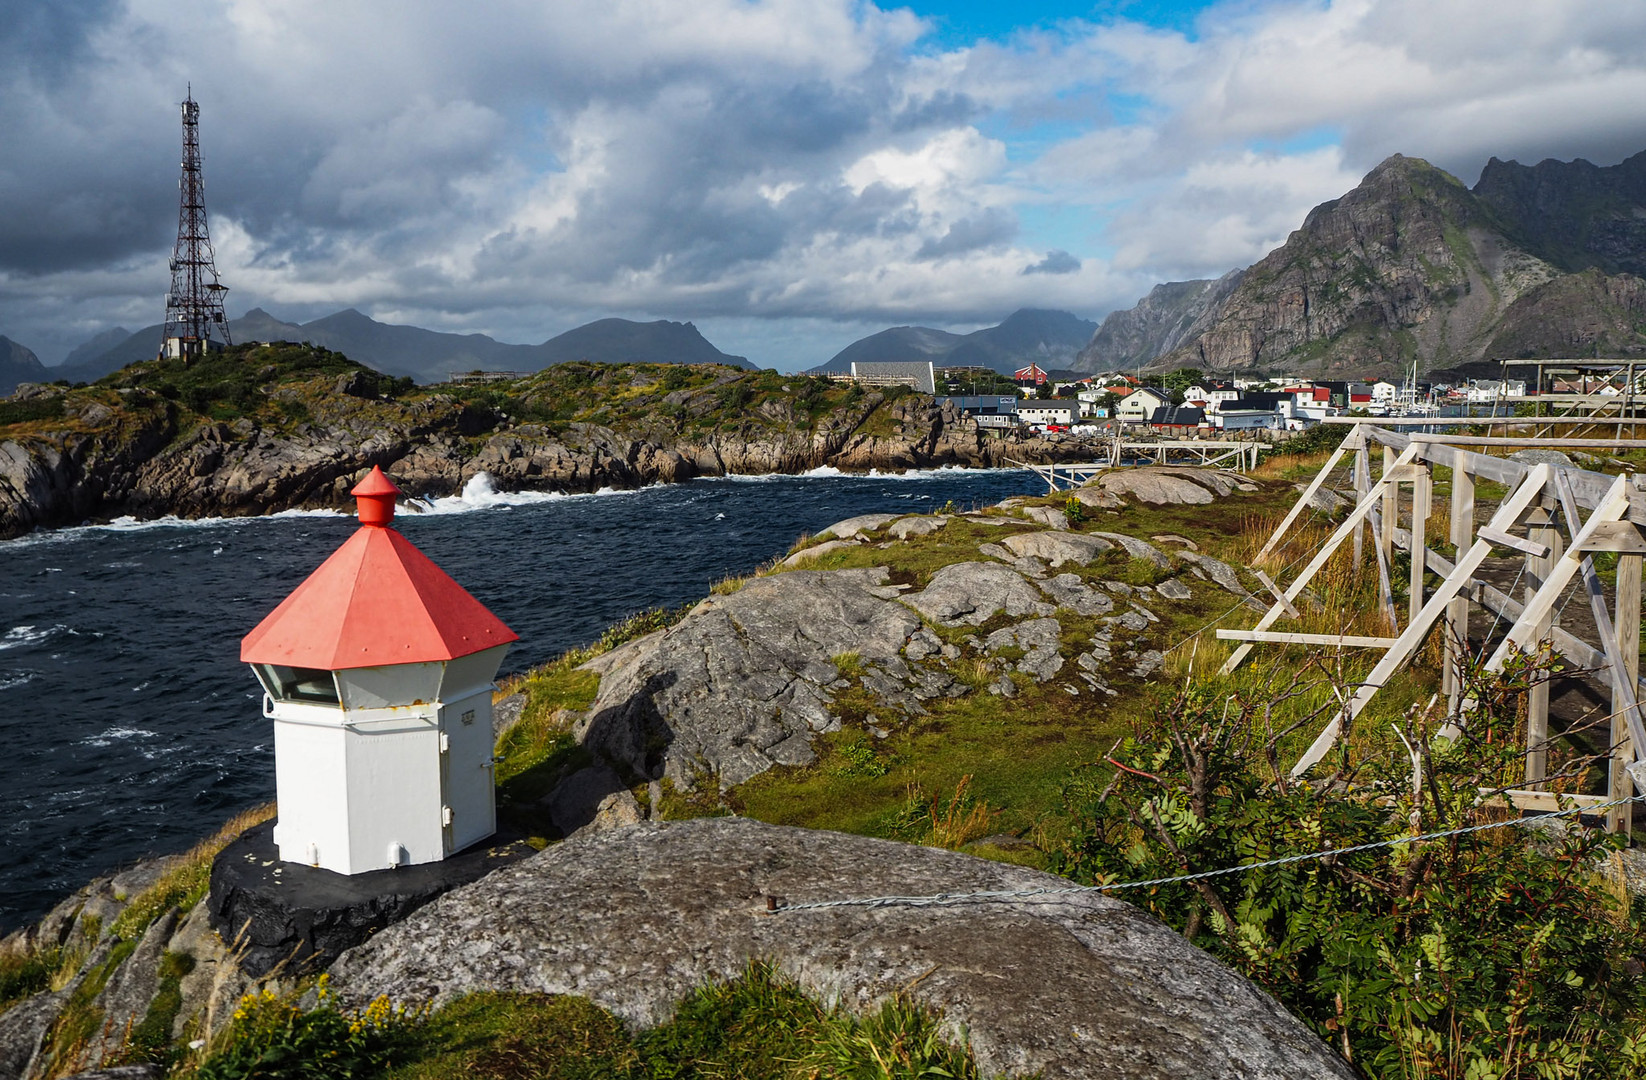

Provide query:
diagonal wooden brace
left=1220, top=441, right=1420, bottom=676
left=1290, top=465, right=1556, bottom=778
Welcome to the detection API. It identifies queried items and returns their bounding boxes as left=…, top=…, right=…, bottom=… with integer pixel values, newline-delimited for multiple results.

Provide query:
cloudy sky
left=3, top=0, right=1645, bottom=369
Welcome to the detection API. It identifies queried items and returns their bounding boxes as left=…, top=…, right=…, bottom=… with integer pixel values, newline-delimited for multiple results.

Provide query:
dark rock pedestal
left=208, top=821, right=536, bottom=978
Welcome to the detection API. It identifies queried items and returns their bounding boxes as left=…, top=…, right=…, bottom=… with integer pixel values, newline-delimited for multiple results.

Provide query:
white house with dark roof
left=1115, top=387, right=1169, bottom=423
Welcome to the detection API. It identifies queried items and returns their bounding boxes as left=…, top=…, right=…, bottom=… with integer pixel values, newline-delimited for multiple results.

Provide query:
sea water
left=0, top=468, right=1039, bottom=931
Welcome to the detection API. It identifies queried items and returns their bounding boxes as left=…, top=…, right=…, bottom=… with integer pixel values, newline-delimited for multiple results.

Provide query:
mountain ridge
left=0, top=336, right=48, bottom=396
left=1081, top=151, right=1646, bottom=378
left=813, top=308, right=1099, bottom=376
left=50, top=311, right=755, bottom=386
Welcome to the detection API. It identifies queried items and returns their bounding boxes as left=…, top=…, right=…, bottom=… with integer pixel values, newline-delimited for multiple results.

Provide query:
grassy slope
left=2, top=344, right=923, bottom=455
left=496, top=450, right=1437, bottom=868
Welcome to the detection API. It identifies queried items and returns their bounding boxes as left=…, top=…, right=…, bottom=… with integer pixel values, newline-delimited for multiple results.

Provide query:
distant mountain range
left=1076, top=150, right=1646, bottom=378
left=811, top=309, right=1099, bottom=377
left=0, top=337, right=49, bottom=396
left=40, top=310, right=756, bottom=386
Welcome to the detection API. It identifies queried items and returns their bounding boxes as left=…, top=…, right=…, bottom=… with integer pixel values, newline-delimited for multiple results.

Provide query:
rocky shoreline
left=0, top=379, right=1095, bottom=541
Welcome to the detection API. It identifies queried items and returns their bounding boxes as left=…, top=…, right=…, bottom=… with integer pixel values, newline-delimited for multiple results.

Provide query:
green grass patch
left=123, top=950, right=195, bottom=1068
left=0, top=947, right=56, bottom=1012
left=37, top=937, right=138, bottom=1077
left=232, top=963, right=1006, bottom=1080
left=110, top=803, right=276, bottom=942
left=0, top=396, right=66, bottom=426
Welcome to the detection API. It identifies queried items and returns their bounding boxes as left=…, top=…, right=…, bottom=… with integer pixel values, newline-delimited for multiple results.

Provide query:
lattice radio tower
left=160, top=86, right=231, bottom=361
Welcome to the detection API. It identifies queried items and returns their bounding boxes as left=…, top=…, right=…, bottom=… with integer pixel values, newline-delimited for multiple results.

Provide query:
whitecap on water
left=0, top=672, right=37, bottom=691
left=0, top=625, right=63, bottom=651
left=80, top=726, right=159, bottom=747
left=1, top=507, right=346, bottom=549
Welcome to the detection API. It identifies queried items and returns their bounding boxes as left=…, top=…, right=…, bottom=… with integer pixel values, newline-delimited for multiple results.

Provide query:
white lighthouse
left=240, top=467, right=518, bottom=875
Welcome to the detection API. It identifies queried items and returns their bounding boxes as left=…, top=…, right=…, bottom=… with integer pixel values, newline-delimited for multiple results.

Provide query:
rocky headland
left=0, top=466, right=1362, bottom=1079
left=0, top=344, right=1100, bottom=541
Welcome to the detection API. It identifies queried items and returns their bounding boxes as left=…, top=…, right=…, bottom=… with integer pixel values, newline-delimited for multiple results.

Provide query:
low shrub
left=190, top=978, right=423, bottom=1080
left=1051, top=659, right=1646, bottom=1077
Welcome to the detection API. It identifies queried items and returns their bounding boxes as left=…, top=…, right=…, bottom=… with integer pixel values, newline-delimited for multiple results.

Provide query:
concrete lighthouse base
left=207, top=821, right=536, bottom=978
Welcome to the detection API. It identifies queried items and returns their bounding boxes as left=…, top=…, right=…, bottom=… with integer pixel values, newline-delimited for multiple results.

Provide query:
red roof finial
left=351, top=466, right=401, bottom=527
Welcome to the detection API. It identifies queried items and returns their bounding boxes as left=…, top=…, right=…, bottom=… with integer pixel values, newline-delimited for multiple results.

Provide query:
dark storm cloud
left=916, top=208, right=1017, bottom=260
left=0, top=0, right=122, bottom=80
left=1023, top=249, right=1080, bottom=274
left=7, top=0, right=1646, bottom=369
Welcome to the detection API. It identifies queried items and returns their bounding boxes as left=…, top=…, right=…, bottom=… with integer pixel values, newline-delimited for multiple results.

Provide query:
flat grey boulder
left=1097, top=467, right=1256, bottom=505
left=983, top=618, right=1064, bottom=681
left=1090, top=532, right=1171, bottom=568
left=903, top=562, right=1055, bottom=626
left=1070, top=484, right=1124, bottom=510
left=821, top=513, right=899, bottom=539
left=1037, top=573, right=1115, bottom=616
left=1177, top=552, right=1253, bottom=599
left=1000, top=531, right=1113, bottom=567
left=578, top=568, right=920, bottom=787
left=1155, top=577, right=1193, bottom=601
left=326, top=818, right=1353, bottom=1080
left=781, top=538, right=858, bottom=567
left=887, top=515, right=948, bottom=539
left=1019, top=505, right=1068, bottom=529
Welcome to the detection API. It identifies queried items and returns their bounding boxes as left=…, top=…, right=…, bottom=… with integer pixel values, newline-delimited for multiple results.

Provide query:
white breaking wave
left=1, top=506, right=347, bottom=549
left=400, top=473, right=632, bottom=515
left=0, top=464, right=1032, bottom=542
left=718, top=463, right=1029, bottom=483
left=0, top=672, right=37, bottom=691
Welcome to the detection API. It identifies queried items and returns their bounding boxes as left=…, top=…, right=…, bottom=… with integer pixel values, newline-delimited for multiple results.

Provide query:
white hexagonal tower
left=241, top=467, right=518, bottom=875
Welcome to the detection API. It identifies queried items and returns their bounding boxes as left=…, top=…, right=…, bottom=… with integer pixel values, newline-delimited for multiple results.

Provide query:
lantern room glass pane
left=258, top=664, right=341, bottom=705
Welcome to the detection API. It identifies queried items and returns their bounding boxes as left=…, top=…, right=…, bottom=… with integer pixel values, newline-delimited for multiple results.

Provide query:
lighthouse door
left=439, top=690, right=497, bottom=854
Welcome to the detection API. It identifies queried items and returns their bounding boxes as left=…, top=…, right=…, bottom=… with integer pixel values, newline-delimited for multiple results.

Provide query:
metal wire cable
left=770, top=792, right=1643, bottom=913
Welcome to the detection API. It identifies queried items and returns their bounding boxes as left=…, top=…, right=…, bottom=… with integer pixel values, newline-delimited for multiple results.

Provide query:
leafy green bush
left=1052, top=659, right=1646, bottom=1077
left=1270, top=422, right=1350, bottom=457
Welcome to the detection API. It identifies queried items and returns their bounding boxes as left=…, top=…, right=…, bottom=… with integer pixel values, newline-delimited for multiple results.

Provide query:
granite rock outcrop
left=326, top=817, right=1357, bottom=1080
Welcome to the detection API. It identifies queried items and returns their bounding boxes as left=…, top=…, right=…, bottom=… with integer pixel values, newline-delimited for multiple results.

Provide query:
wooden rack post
left=1445, top=462, right=1475, bottom=712
left=1615, top=553, right=1643, bottom=834
left=1410, top=461, right=1432, bottom=626
left=1524, top=497, right=1563, bottom=787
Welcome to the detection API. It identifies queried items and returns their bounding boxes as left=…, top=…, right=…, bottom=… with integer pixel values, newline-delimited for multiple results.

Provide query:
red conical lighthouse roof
left=241, top=467, right=518, bottom=669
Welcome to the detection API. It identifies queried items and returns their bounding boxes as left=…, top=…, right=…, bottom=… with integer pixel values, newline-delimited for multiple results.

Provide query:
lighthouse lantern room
left=241, top=467, right=518, bottom=876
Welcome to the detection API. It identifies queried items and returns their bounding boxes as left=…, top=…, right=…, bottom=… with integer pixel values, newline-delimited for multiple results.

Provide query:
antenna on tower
left=159, top=86, right=231, bottom=362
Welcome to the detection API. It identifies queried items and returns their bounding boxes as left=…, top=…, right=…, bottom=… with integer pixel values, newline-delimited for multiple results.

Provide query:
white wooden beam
left=1290, top=465, right=1555, bottom=778
left=1220, top=442, right=1421, bottom=676
left=1216, top=630, right=1399, bottom=648
left=1253, top=435, right=1354, bottom=565
left=1477, top=788, right=1610, bottom=812
left=1251, top=569, right=1300, bottom=620
left=1475, top=524, right=1551, bottom=559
